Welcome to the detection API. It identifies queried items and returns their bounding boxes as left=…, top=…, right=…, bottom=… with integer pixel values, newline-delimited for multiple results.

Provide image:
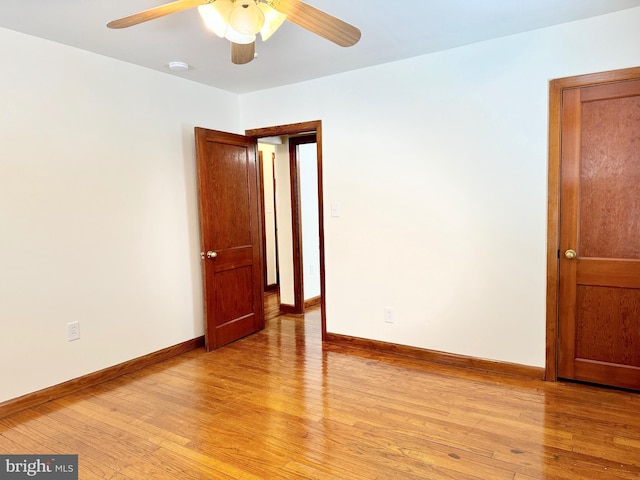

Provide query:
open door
left=195, top=127, right=264, bottom=350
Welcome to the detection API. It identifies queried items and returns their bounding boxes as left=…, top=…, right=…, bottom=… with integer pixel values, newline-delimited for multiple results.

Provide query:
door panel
left=579, top=90, right=640, bottom=259
left=558, top=79, right=640, bottom=390
left=195, top=128, right=264, bottom=350
left=575, top=286, right=640, bottom=366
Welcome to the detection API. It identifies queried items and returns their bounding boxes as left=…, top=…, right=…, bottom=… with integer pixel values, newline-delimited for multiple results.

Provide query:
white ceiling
left=1, top=0, right=640, bottom=94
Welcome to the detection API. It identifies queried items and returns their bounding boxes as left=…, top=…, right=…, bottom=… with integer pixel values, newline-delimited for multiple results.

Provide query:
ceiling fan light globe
left=197, top=1, right=233, bottom=38
left=258, top=3, right=287, bottom=41
left=224, top=27, right=256, bottom=45
left=229, top=2, right=265, bottom=35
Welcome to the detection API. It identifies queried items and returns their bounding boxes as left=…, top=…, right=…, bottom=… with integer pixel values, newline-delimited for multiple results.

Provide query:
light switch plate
left=331, top=202, right=341, bottom=217
left=67, top=321, right=80, bottom=341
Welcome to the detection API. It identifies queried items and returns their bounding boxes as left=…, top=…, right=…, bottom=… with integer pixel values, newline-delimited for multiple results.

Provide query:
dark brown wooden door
left=195, top=128, right=264, bottom=350
left=558, top=79, right=640, bottom=390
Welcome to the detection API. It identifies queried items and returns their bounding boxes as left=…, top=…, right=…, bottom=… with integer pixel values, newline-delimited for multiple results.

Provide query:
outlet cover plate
left=67, top=321, right=80, bottom=341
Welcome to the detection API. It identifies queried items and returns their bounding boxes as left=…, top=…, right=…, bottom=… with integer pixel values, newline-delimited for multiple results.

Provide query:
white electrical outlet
left=384, top=307, right=395, bottom=324
left=67, top=321, right=80, bottom=341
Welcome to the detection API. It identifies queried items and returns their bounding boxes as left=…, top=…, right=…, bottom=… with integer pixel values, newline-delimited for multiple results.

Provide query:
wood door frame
left=546, top=65, right=640, bottom=381
left=289, top=134, right=318, bottom=315
left=247, top=121, right=327, bottom=341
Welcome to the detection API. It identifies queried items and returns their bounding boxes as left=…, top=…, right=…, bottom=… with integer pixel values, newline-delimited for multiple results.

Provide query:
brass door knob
left=206, top=251, right=218, bottom=259
left=564, top=249, right=577, bottom=259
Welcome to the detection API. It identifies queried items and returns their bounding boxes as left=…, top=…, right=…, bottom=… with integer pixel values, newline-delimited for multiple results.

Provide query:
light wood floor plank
left=1, top=298, right=640, bottom=479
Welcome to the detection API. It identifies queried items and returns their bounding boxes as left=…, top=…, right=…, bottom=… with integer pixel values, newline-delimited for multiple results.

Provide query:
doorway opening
left=247, top=121, right=327, bottom=340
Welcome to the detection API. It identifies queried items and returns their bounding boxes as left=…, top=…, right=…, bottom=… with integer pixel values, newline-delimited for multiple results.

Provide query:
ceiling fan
left=107, top=0, right=361, bottom=65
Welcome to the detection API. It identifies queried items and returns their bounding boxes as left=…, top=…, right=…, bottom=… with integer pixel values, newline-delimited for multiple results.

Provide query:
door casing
left=289, top=134, right=319, bottom=315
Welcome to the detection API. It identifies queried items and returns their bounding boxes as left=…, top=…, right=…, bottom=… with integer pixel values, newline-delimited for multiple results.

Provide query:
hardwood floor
left=1, top=300, right=640, bottom=479
left=264, top=289, right=282, bottom=321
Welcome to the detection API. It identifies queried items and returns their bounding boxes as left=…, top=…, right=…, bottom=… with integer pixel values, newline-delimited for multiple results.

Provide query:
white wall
left=299, top=142, right=321, bottom=300
left=273, top=142, right=295, bottom=305
left=0, top=27, right=240, bottom=403
left=3, top=7, right=640, bottom=404
left=241, top=7, right=640, bottom=368
left=258, top=143, right=278, bottom=286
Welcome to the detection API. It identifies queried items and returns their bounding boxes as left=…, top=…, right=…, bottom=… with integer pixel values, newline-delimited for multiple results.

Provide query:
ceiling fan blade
left=107, top=0, right=206, bottom=29
left=231, top=42, right=256, bottom=65
left=273, top=0, right=361, bottom=47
